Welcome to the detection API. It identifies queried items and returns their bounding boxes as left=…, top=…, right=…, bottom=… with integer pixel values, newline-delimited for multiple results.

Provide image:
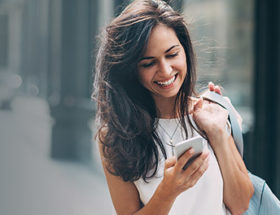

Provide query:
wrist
left=144, top=182, right=176, bottom=215
left=156, top=181, right=177, bottom=204
left=207, top=126, right=230, bottom=148
left=206, top=119, right=231, bottom=140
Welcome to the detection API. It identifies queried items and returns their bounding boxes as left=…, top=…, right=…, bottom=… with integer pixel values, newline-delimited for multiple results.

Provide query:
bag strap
left=201, top=91, right=244, bottom=157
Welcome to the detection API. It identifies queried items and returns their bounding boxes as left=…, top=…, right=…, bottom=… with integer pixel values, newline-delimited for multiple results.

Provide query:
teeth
left=156, top=76, right=176, bottom=86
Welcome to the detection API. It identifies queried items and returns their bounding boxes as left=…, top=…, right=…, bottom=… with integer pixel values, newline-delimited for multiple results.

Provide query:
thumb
left=194, top=97, right=203, bottom=111
left=165, top=157, right=176, bottom=169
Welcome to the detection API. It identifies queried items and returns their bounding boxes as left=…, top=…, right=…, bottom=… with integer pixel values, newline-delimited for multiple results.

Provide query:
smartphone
left=174, top=136, right=206, bottom=170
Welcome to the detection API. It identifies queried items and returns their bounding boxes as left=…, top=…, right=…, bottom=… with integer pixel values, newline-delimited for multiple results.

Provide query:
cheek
left=174, top=51, right=187, bottom=68
left=138, top=70, right=153, bottom=87
left=176, top=56, right=187, bottom=75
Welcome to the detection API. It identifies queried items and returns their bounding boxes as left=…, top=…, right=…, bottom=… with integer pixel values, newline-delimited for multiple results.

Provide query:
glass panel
left=0, top=14, right=8, bottom=67
left=183, top=0, right=254, bottom=132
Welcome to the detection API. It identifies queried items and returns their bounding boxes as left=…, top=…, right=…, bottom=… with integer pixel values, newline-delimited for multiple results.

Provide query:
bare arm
left=208, top=128, right=254, bottom=215
left=101, top=157, right=175, bottom=215
left=192, top=99, right=254, bottom=215
left=98, top=140, right=209, bottom=215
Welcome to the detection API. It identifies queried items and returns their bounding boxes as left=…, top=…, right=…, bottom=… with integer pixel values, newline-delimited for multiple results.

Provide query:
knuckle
left=190, top=162, right=199, bottom=172
left=185, top=150, right=193, bottom=157
left=177, top=156, right=185, bottom=165
left=178, top=178, right=185, bottom=186
left=176, top=178, right=186, bottom=188
left=202, top=162, right=209, bottom=173
left=188, top=164, right=196, bottom=172
left=182, top=151, right=193, bottom=162
left=189, top=180, right=196, bottom=188
left=198, top=167, right=204, bottom=175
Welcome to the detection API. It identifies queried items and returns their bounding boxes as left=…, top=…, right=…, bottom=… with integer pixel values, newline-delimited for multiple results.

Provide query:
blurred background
left=0, top=0, right=279, bottom=214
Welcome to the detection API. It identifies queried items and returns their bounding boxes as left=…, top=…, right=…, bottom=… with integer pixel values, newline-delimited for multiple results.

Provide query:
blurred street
left=0, top=96, right=114, bottom=215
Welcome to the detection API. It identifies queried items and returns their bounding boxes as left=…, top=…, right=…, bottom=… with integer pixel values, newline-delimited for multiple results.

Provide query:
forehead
left=143, top=24, right=180, bottom=55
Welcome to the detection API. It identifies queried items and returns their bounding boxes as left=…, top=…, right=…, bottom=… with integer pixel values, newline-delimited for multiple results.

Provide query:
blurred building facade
left=0, top=0, right=102, bottom=164
left=0, top=0, right=279, bottom=198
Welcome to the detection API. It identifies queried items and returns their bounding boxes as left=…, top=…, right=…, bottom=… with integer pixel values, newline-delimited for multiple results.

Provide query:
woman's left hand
left=192, top=97, right=229, bottom=143
left=191, top=82, right=228, bottom=146
left=207, top=82, right=243, bottom=128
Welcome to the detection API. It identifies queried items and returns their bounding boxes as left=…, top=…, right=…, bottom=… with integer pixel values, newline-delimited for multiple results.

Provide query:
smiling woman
left=137, top=24, right=187, bottom=117
left=92, top=0, right=255, bottom=214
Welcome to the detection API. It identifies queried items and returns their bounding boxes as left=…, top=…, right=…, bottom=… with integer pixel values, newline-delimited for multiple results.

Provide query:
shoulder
left=95, top=126, right=142, bottom=213
left=96, top=125, right=109, bottom=162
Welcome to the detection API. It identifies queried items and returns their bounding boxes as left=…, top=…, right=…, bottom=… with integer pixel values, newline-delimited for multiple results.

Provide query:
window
left=0, top=14, right=8, bottom=67
left=183, top=0, right=254, bottom=132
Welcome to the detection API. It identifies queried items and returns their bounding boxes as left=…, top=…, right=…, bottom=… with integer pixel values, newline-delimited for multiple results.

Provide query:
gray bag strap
left=201, top=91, right=280, bottom=213
left=201, top=91, right=244, bottom=157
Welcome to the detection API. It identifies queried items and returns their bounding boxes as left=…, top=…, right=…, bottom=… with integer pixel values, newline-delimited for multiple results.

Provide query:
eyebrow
left=139, top=45, right=179, bottom=61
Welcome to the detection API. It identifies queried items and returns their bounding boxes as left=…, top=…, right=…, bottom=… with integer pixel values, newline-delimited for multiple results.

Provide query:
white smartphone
left=174, top=136, right=206, bottom=170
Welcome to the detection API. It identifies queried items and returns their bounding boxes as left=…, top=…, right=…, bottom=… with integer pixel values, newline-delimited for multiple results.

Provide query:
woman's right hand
left=158, top=148, right=210, bottom=200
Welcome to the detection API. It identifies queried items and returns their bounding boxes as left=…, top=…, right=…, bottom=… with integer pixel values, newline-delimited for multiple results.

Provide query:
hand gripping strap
left=201, top=91, right=244, bottom=157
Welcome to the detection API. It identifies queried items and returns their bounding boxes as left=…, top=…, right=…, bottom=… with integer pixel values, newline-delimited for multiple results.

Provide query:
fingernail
left=189, top=148, right=194, bottom=154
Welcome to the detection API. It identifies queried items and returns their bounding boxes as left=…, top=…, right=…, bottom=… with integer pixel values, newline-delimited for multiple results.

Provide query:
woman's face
left=137, top=24, right=187, bottom=104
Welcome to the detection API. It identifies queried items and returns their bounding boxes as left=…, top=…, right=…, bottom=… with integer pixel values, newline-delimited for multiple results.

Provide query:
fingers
left=215, top=87, right=221, bottom=95
left=185, top=155, right=209, bottom=187
left=183, top=151, right=209, bottom=176
left=208, top=82, right=215, bottom=91
left=208, top=81, right=222, bottom=95
left=193, top=97, right=203, bottom=111
left=163, top=149, right=210, bottom=194
left=175, top=148, right=195, bottom=171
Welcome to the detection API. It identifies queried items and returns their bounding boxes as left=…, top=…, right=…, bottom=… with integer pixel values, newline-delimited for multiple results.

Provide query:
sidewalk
left=0, top=96, right=114, bottom=215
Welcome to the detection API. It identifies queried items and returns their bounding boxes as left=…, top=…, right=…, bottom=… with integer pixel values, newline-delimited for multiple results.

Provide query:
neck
left=153, top=96, right=178, bottom=119
left=153, top=96, right=196, bottom=119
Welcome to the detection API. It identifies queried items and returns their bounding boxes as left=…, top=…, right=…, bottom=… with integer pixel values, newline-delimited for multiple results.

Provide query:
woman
left=93, top=0, right=254, bottom=214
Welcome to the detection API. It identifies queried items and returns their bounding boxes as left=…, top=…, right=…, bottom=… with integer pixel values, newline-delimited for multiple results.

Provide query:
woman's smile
left=154, top=74, right=178, bottom=89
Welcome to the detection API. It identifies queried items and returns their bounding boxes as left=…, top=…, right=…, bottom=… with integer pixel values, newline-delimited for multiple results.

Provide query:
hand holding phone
left=174, top=136, right=207, bottom=170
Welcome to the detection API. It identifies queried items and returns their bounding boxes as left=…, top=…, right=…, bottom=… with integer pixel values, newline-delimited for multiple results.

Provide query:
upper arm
left=98, top=140, right=142, bottom=215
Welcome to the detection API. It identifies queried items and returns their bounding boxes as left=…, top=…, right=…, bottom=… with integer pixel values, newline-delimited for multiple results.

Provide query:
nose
left=158, top=59, right=172, bottom=77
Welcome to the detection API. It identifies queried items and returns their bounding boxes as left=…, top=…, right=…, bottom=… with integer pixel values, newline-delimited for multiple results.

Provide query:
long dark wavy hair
left=92, top=0, right=198, bottom=182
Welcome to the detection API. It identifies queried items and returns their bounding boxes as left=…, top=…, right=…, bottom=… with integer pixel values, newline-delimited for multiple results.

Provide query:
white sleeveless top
left=134, top=117, right=231, bottom=215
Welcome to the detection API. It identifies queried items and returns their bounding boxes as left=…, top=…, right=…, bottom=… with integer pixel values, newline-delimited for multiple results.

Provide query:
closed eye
left=141, top=61, right=155, bottom=68
left=166, top=52, right=178, bottom=58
